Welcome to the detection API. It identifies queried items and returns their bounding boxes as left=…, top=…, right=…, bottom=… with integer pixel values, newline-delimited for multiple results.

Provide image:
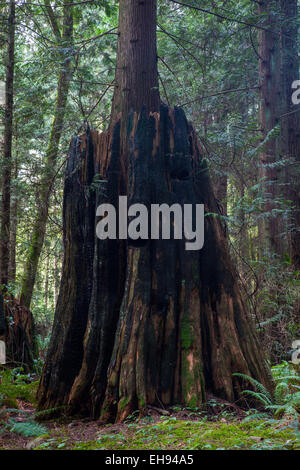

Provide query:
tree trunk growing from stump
left=37, top=0, right=272, bottom=421
left=37, top=105, right=272, bottom=420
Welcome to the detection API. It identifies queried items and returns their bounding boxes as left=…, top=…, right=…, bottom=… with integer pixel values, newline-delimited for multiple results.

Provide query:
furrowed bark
left=37, top=133, right=95, bottom=408
left=110, top=0, right=160, bottom=122
left=37, top=0, right=272, bottom=420
left=0, top=295, right=36, bottom=369
left=38, top=106, right=272, bottom=419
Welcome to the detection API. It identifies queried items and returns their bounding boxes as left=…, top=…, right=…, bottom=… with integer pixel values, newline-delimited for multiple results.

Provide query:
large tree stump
left=37, top=105, right=273, bottom=420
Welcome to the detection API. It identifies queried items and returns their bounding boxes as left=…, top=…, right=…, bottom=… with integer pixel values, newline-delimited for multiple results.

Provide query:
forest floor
left=0, top=372, right=299, bottom=451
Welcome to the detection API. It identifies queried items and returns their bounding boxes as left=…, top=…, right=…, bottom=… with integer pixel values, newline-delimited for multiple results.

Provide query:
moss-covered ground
left=67, top=418, right=299, bottom=451
left=0, top=367, right=299, bottom=451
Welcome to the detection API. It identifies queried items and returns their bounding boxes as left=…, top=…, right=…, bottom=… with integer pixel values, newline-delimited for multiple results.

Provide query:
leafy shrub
left=0, top=367, right=38, bottom=405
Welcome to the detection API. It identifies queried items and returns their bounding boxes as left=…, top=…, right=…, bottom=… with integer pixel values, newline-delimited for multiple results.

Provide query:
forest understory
left=0, top=367, right=299, bottom=451
left=0, top=360, right=299, bottom=450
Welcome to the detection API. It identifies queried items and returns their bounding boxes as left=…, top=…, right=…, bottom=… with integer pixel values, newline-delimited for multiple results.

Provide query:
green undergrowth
left=0, top=368, right=39, bottom=407
left=1, top=362, right=299, bottom=450
left=33, top=417, right=299, bottom=451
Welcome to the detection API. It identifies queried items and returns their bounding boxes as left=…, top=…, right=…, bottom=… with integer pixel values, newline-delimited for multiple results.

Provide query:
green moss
left=2, top=397, right=18, bottom=408
left=186, top=395, right=197, bottom=409
left=138, top=395, right=146, bottom=409
left=65, top=419, right=299, bottom=451
left=0, top=370, right=38, bottom=405
left=118, top=397, right=130, bottom=412
left=181, top=313, right=193, bottom=349
left=28, top=415, right=300, bottom=451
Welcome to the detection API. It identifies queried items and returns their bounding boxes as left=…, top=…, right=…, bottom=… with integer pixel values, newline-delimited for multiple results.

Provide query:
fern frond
left=34, top=405, right=69, bottom=421
left=233, top=373, right=273, bottom=402
left=289, top=392, right=300, bottom=405
left=9, top=421, right=47, bottom=437
left=243, top=412, right=270, bottom=422
left=274, top=382, right=289, bottom=404
left=241, top=390, right=273, bottom=406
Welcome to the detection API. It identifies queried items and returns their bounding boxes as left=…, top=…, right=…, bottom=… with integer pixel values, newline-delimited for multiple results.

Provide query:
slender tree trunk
left=280, top=0, right=300, bottom=269
left=8, top=194, right=17, bottom=283
left=19, top=2, right=73, bottom=308
left=38, top=0, right=272, bottom=421
left=0, top=0, right=15, bottom=289
left=209, top=111, right=227, bottom=216
left=44, top=254, right=49, bottom=312
left=258, top=0, right=284, bottom=257
left=214, top=174, right=227, bottom=216
left=8, top=155, right=18, bottom=284
left=53, top=252, right=60, bottom=307
left=0, top=2, right=36, bottom=367
left=237, top=184, right=249, bottom=280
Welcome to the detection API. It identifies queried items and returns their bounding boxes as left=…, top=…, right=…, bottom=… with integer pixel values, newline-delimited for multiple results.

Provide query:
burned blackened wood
left=68, top=122, right=127, bottom=417
left=37, top=133, right=96, bottom=409
left=37, top=105, right=273, bottom=421
left=1, top=295, right=36, bottom=369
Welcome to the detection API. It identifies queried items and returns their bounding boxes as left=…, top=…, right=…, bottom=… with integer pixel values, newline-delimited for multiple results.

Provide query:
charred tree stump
left=0, top=295, right=36, bottom=369
left=37, top=105, right=273, bottom=420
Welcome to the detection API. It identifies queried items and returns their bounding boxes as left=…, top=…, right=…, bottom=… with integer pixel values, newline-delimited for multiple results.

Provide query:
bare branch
left=158, top=72, right=171, bottom=106
left=169, top=0, right=290, bottom=38
left=180, top=86, right=260, bottom=107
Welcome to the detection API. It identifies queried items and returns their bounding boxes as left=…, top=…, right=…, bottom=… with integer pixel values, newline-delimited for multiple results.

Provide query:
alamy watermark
left=291, top=80, right=300, bottom=105
left=291, top=340, right=300, bottom=365
left=0, top=340, right=5, bottom=365
left=96, top=196, right=204, bottom=251
left=0, top=80, right=5, bottom=106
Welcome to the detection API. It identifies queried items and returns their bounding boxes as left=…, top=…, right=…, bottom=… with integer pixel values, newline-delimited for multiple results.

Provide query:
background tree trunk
left=280, top=0, right=300, bottom=269
left=20, top=1, right=73, bottom=309
left=214, top=174, right=227, bottom=216
left=258, top=0, right=284, bottom=258
left=0, top=0, right=15, bottom=289
left=8, top=156, right=18, bottom=284
left=37, top=0, right=272, bottom=421
left=0, top=2, right=35, bottom=367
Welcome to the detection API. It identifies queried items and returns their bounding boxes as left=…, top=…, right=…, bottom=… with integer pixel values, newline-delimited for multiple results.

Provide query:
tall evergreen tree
left=0, top=0, right=15, bottom=289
